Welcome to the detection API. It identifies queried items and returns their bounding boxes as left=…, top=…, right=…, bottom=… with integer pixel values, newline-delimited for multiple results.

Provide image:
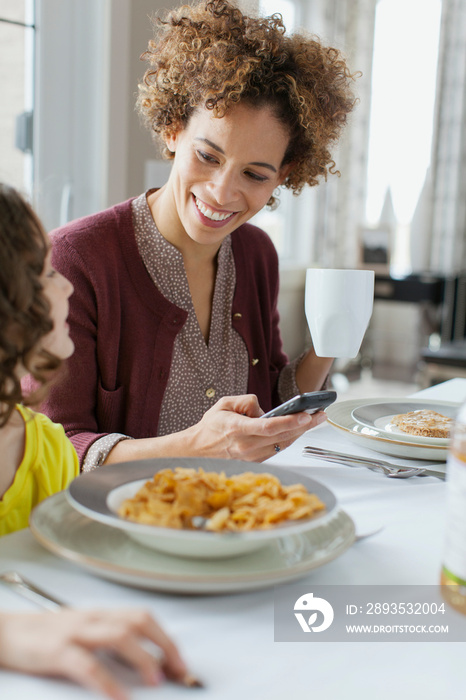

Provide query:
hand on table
left=0, top=608, right=189, bottom=699
left=189, top=394, right=327, bottom=462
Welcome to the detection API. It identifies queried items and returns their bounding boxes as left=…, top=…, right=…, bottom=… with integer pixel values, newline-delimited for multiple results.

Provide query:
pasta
left=118, top=467, right=326, bottom=532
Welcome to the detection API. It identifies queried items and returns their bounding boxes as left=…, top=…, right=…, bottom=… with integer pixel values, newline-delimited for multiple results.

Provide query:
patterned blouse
left=83, top=192, right=300, bottom=470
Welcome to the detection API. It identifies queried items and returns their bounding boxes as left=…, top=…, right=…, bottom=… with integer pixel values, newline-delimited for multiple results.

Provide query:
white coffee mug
left=305, top=268, right=375, bottom=358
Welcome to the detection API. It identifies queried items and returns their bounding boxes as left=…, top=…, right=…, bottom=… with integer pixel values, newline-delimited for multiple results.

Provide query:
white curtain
left=429, top=0, right=466, bottom=274
left=311, top=0, right=378, bottom=268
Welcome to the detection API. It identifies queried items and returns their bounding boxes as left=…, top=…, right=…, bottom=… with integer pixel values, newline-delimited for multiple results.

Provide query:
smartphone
left=262, top=390, right=337, bottom=418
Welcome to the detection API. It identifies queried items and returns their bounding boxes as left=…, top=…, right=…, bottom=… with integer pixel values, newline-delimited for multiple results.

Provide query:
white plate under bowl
left=350, top=399, right=459, bottom=445
left=30, top=492, right=355, bottom=595
left=326, top=398, right=456, bottom=461
left=67, top=458, right=338, bottom=559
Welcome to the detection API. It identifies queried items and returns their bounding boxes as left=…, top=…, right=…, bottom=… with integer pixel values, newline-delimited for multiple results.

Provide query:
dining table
left=1, top=378, right=466, bottom=700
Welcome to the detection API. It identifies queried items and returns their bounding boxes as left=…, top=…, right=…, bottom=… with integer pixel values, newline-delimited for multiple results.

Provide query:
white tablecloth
left=1, top=379, right=466, bottom=700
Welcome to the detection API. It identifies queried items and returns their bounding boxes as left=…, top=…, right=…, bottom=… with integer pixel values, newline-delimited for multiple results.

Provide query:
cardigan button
left=233, top=312, right=242, bottom=319
left=251, top=358, right=259, bottom=366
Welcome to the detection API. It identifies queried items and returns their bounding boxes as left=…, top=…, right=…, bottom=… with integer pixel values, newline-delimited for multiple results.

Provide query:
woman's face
left=37, top=248, right=75, bottom=360
left=162, top=102, right=292, bottom=250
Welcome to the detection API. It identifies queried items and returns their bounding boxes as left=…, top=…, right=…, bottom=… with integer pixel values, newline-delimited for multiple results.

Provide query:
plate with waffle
left=326, top=398, right=461, bottom=460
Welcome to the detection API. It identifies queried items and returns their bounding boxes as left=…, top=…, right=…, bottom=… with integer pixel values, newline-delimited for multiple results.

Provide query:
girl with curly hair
left=0, top=184, right=192, bottom=697
left=35, top=0, right=357, bottom=470
left=0, top=183, right=78, bottom=535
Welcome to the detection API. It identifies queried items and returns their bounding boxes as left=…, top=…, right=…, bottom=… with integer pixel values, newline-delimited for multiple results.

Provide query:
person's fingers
left=107, top=634, right=162, bottom=687
left=258, top=413, right=312, bottom=441
left=216, top=393, right=263, bottom=417
left=238, top=410, right=328, bottom=461
left=86, top=610, right=188, bottom=683
left=117, top=611, right=188, bottom=678
left=154, top=636, right=188, bottom=682
left=197, top=396, right=327, bottom=461
left=53, top=645, right=129, bottom=700
left=52, top=610, right=187, bottom=689
left=312, top=410, right=328, bottom=427
left=265, top=409, right=327, bottom=438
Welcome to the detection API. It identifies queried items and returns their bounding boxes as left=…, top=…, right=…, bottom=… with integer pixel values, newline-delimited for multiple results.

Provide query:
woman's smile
left=192, top=195, right=238, bottom=227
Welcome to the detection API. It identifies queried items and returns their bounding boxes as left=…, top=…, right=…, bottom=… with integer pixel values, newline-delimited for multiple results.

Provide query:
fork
left=302, top=446, right=446, bottom=479
left=0, top=570, right=65, bottom=611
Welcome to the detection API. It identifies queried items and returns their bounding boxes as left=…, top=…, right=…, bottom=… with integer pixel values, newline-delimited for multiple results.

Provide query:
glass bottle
left=440, top=400, right=466, bottom=613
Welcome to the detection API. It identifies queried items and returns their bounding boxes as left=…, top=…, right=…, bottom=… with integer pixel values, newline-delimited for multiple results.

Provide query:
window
left=365, top=0, right=442, bottom=272
left=0, top=0, right=35, bottom=195
left=32, top=0, right=118, bottom=231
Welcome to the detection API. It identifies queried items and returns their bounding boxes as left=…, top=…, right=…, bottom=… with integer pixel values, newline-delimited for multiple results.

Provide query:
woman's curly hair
left=137, top=0, right=358, bottom=205
left=0, top=184, right=61, bottom=427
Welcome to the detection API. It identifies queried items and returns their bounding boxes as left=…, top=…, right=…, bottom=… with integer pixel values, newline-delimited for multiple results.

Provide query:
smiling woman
left=26, top=0, right=357, bottom=472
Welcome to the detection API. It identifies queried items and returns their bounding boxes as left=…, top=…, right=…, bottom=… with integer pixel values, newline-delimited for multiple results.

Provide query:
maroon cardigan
left=29, top=197, right=288, bottom=464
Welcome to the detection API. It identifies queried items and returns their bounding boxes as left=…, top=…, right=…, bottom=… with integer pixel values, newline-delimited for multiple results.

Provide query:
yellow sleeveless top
left=0, top=405, right=79, bottom=536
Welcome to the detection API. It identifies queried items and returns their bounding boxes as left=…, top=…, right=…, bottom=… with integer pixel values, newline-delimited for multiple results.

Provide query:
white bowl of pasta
left=67, top=458, right=338, bottom=559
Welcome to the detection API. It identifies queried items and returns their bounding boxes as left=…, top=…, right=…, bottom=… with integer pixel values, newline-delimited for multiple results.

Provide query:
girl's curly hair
left=137, top=0, right=358, bottom=205
left=0, top=184, right=61, bottom=427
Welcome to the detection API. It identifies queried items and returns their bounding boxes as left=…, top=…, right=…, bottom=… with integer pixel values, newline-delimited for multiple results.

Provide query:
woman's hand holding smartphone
left=261, top=390, right=336, bottom=419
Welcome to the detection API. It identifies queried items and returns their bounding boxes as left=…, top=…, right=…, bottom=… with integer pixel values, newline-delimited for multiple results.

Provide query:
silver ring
left=274, top=444, right=281, bottom=453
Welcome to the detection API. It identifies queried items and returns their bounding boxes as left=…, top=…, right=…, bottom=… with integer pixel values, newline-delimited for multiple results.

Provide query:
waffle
left=391, top=409, right=452, bottom=438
